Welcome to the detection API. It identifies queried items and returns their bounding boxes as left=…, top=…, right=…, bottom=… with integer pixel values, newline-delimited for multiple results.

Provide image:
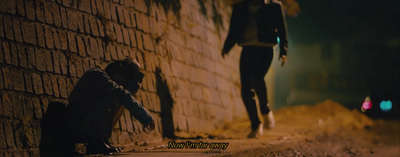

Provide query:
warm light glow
left=380, top=100, right=392, bottom=112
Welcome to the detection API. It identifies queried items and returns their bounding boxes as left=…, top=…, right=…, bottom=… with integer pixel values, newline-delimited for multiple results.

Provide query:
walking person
left=221, top=0, right=289, bottom=138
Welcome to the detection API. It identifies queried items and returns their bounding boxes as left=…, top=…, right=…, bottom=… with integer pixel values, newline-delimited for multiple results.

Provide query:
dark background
left=275, top=0, right=399, bottom=117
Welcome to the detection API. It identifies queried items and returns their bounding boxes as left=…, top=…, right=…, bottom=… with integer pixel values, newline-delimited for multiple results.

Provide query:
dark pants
left=240, top=46, right=273, bottom=131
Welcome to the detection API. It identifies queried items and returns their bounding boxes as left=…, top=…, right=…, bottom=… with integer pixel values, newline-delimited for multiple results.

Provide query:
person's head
left=105, top=57, right=144, bottom=94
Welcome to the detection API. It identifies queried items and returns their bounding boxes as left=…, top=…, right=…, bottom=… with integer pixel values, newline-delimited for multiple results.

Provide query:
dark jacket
left=66, top=67, right=153, bottom=139
left=222, top=0, right=288, bottom=55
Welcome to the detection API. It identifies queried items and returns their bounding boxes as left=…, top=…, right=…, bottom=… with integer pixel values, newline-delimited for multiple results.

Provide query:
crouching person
left=65, top=57, right=155, bottom=155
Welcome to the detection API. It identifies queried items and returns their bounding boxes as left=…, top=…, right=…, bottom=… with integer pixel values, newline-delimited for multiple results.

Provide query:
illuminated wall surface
left=0, top=0, right=245, bottom=155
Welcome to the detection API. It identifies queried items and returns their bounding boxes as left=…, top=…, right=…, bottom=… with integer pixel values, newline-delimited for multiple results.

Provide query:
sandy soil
left=111, top=100, right=399, bottom=157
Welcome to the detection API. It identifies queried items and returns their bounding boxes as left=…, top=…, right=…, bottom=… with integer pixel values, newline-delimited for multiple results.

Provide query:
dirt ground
left=109, top=100, right=399, bottom=157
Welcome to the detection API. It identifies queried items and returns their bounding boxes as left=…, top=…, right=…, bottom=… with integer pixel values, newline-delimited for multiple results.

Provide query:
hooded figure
left=66, top=57, right=155, bottom=154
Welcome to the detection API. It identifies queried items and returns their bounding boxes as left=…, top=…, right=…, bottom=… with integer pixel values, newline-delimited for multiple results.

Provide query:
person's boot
left=247, top=123, right=263, bottom=138
left=86, top=139, right=121, bottom=154
left=263, top=111, right=275, bottom=129
left=103, top=139, right=122, bottom=153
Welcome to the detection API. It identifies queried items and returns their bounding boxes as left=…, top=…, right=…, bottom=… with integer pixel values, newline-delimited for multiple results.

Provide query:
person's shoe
left=247, top=124, right=263, bottom=138
left=263, top=111, right=275, bottom=129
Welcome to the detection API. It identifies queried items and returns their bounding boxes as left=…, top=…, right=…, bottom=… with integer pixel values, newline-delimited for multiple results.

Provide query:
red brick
left=11, top=69, right=25, bottom=92
left=3, top=16, right=14, bottom=40
left=21, top=21, right=36, bottom=45
left=59, top=31, right=68, bottom=50
left=77, top=14, right=85, bottom=34
left=122, top=48, right=129, bottom=57
left=110, top=4, right=118, bottom=21
left=6, top=0, right=16, bottom=14
left=2, top=93, right=13, bottom=118
left=77, top=37, right=86, bottom=57
left=104, top=46, right=111, bottom=61
left=66, top=78, right=74, bottom=96
left=16, top=0, right=25, bottom=16
left=50, top=75, right=60, bottom=97
left=41, top=97, right=49, bottom=115
left=136, top=13, right=150, bottom=32
left=53, top=29, right=61, bottom=50
left=60, top=7, right=68, bottom=29
left=97, top=39, right=104, bottom=59
left=2, top=42, right=11, bottom=64
left=67, top=10, right=78, bottom=31
left=109, top=45, right=118, bottom=60
left=32, top=97, right=42, bottom=119
left=116, top=46, right=124, bottom=60
left=96, top=0, right=104, bottom=14
left=134, top=0, right=147, bottom=13
left=43, top=2, right=53, bottom=24
left=4, top=121, right=15, bottom=148
left=61, top=0, right=70, bottom=7
left=11, top=94, right=24, bottom=120
left=90, top=38, right=99, bottom=59
left=14, top=20, right=22, bottom=42
left=21, top=123, right=35, bottom=147
left=142, top=33, right=154, bottom=51
left=35, top=49, right=46, bottom=71
left=10, top=43, right=19, bottom=66
left=24, top=72, right=33, bottom=93
left=32, top=73, right=44, bottom=94
left=89, top=16, right=100, bottom=36
left=14, top=122, right=25, bottom=148
left=44, top=25, right=54, bottom=49
left=20, top=98, right=33, bottom=121
left=43, top=74, right=53, bottom=95
left=26, top=48, right=36, bottom=70
left=130, top=12, right=136, bottom=28
left=123, top=10, right=131, bottom=28
left=75, top=58, right=84, bottom=77
left=36, top=24, right=46, bottom=48
left=122, top=28, right=130, bottom=46
left=81, top=58, right=90, bottom=73
left=59, top=53, right=68, bottom=75
left=116, top=6, right=125, bottom=24
left=102, top=1, right=111, bottom=20
left=114, top=24, right=123, bottom=44
left=83, top=15, right=91, bottom=34
left=79, top=0, right=91, bottom=13
left=35, top=0, right=45, bottom=22
left=0, top=69, right=3, bottom=90
left=25, top=0, right=35, bottom=20
left=0, top=16, right=4, bottom=38
left=0, top=121, right=6, bottom=148
left=58, top=77, right=68, bottom=98
left=67, top=32, right=77, bottom=53
left=0, top=0, right=5, bottom=13
left=91, top=0, right=97, bottom=15
left=97, top=19, right=105, bottom=37
left=135, top=32, right=144, bottom=51
left=69, top=58, right=77, bottom=78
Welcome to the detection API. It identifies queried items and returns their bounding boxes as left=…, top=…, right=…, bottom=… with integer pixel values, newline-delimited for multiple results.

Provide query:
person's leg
left=253, top=47, right=274, bottom=115
left=240, top=46, right=261, bottom=131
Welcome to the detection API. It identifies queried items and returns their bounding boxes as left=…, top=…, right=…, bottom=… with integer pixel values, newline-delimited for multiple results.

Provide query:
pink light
left=362, top=101, right=372, bottom=110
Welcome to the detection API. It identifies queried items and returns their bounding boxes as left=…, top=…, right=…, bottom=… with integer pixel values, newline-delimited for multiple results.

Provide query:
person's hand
left=144, top=119, right=155, bottom=132
left=279, top=55, right=287, bottom=67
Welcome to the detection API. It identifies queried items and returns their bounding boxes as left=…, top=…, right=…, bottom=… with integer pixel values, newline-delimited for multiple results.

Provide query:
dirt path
left=108, top=100, right=399, bottom=157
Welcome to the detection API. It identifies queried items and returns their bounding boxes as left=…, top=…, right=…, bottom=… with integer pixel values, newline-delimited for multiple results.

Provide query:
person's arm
left=276, top=2, right=288, bottom=66
left=222, top=4, right=239, bottom=58
left=90, top=69, right=154, bottom=129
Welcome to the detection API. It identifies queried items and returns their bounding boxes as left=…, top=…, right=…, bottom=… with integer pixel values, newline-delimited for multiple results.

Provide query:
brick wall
left=0, top=0, right=245, bottom=156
